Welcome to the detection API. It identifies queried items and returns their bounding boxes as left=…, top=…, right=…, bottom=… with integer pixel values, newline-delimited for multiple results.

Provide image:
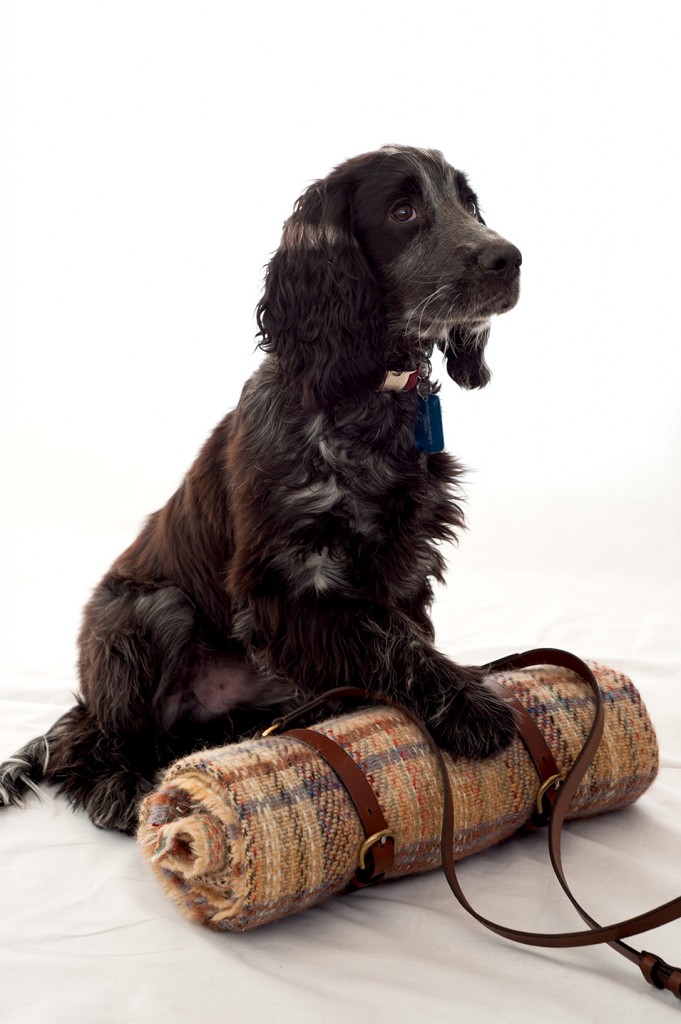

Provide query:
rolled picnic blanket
left=137, top=661, right=658, bottom=931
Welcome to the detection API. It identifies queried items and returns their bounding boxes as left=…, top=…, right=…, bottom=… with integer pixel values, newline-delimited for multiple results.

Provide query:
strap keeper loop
left=640, top=952, right=681, bottom=998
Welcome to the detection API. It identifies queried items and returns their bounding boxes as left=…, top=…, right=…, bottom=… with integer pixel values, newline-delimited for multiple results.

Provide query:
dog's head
left=257, top=146, right=521, bottom=406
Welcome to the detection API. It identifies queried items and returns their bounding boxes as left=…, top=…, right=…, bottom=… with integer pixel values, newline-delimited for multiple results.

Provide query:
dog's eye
left=465, top=200, right=478, bottom=217
left=391, top=202, right=417, bottom=223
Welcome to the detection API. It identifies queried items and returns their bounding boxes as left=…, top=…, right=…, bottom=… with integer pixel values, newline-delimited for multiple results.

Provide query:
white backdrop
left=1, top=3, right=680, bottom=1022
left=2, top=0, right=679, bottom=681
left=3, top=1, right=680, bottom=522
left=3, top=1, right=680, bottom=568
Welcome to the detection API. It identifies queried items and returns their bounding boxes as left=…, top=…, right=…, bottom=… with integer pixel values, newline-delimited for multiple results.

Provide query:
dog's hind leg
left=56, top=580, right=204, bottom=831
left=78, top=579, right=199, bottom=732
left=45, top=700, right=162, bottom=833
left=1, top=581, right=276, bottom=832
left=0, top=701, right=162, bottom=834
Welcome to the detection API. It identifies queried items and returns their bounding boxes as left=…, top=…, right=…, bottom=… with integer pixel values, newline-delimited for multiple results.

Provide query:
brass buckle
left=357, top=829, right=396, bottom=871
left=535, top=773, right=563, bottom=817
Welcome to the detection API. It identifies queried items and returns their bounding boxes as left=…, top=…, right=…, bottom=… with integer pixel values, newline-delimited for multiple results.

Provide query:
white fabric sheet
left=1, top=477, right=679, bottom=1024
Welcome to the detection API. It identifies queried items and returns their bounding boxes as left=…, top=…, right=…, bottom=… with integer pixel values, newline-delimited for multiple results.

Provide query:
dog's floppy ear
left=256, top=172, right=387, bottom=409
left=440, top=326, right=492, bottom=390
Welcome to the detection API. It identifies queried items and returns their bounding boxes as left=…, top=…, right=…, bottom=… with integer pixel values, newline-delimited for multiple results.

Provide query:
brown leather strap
left=264, top=650, right=681, bottom=1000
left=485, top=676, right=561, bottom=824
left=286, top=727, right=395, bottom=887
left=447, top=649, right=681, bottom=999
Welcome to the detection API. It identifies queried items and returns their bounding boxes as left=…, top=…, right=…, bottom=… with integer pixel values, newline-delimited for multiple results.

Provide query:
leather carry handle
left=263, top=648, right=681, bottom=999
left=450, top=649, right=681, bottom=998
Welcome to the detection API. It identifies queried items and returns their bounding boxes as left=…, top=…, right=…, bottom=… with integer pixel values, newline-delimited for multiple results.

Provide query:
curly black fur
left=0, top=145, right=521, bottom=832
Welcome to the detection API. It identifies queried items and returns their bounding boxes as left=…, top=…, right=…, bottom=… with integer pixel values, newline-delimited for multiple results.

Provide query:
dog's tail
left=0, top=705, right=77, bottom=809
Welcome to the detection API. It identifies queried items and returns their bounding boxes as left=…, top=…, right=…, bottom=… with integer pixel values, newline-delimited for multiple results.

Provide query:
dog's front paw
left=427, top=668, right=517, bottom=759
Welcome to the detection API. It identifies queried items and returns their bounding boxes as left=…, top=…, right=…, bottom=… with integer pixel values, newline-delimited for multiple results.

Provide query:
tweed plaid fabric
left=137, top=662, right=658, bottom=931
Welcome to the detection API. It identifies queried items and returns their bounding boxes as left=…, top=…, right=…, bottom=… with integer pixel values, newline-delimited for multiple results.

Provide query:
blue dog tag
left=415, top=394, right=445, bottom=453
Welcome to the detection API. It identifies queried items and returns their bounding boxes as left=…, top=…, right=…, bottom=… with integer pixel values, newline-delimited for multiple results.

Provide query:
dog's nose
left=478, top=242, right=522, bottom=282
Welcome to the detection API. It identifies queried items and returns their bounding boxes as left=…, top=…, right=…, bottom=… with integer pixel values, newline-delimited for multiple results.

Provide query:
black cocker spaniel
left=0, top=145, right=522, bottom=832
